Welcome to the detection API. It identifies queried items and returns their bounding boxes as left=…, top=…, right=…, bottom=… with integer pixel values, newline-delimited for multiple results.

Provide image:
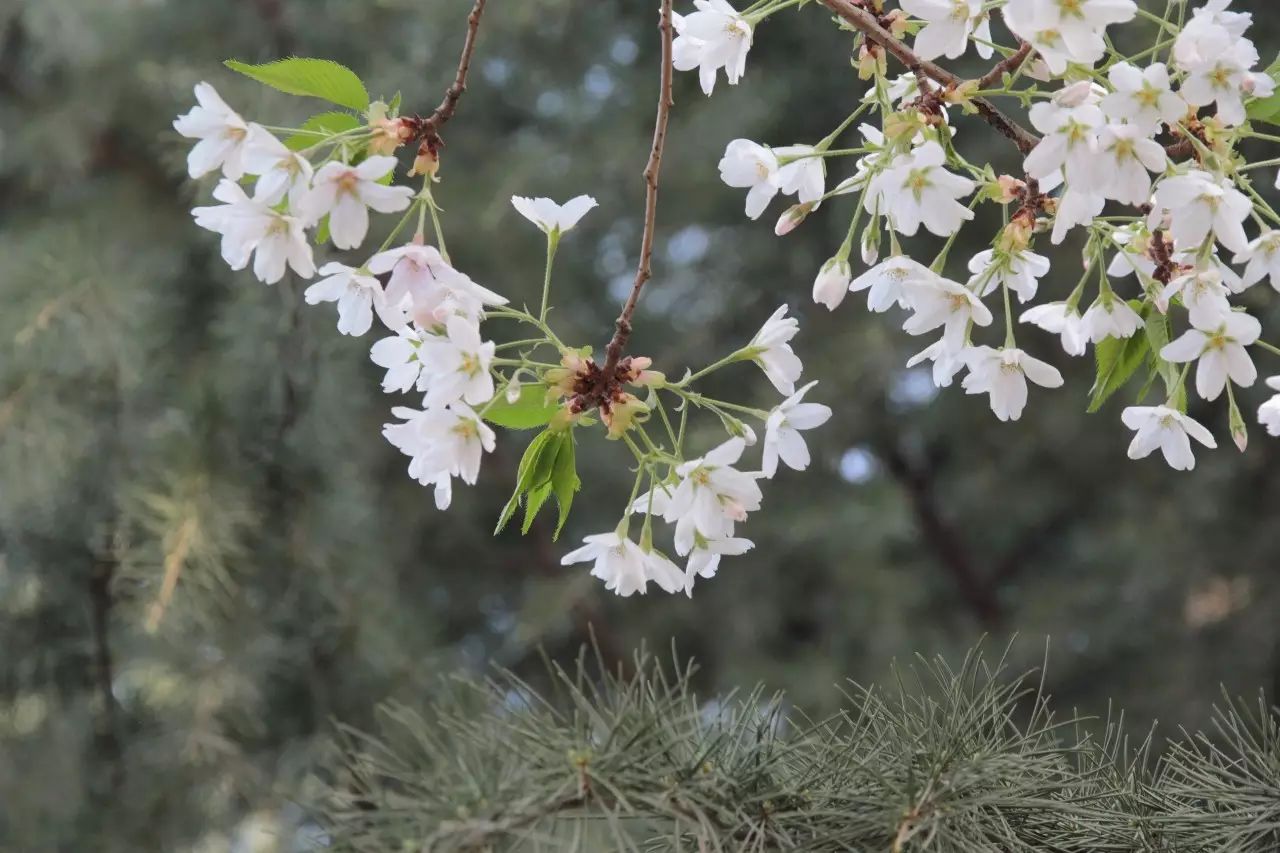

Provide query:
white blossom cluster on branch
left=176, top=0, right=1280, bottom=597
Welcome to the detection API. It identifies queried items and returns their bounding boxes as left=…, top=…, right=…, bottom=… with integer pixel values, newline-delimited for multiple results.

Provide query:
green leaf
left=224, top=57, right=370, bottom=111
left=482, top=386, right=562, bottom=430
left=284, top=111, right=362, bottom=151
left=521, top=481, right=554, bottom=535
left=549, top=433, right=580, bottom=540
left=1087, top=301, right=1152, bottom=413
left=495, top=430, right=558, bottom=534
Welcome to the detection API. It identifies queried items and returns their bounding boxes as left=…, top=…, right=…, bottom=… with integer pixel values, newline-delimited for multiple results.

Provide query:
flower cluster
left=176, top=65, right=832, bottom=597
left=691, top=0, right=1280, bottom=472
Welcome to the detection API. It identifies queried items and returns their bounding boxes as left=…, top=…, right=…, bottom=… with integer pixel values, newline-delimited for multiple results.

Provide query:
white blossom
left=370, top=327, right=433, bottom=394
left=242, top=126, right=313, bottom=210
left=967, top=248, right=1049, bottom=303
left=684, top=534, right=754, bottom=588
left=1161, top=267, right=1234, bottom=329
left=173, top=82, right=252, bottom=180
left=1021, top=302, right=1088, bottom=357
left=672, top=0, right=753, bottom=96
left=1080, top=295, right=1143, bottom=343
left=1152, top=170, right=1251, bottom=254
left=900, top=0, right=993, bottom=61
left=868, top=142, right=975, bottom=237
left=192, top=179, right=315, bottom=284
left=417, top=316, right=497, bottom=408
left=773, top=146, right=826, bottom=205
left=368, top=243, right=507, bottom=324
left=303, top=156, right=415, bottom=250
left=304, top=262, right=406, bottom=336
left=1233, top=230, right=1280, bottom=291
left=745, top=305, right=803, bottom=394
left=1024, top=85, right=1104, bottom=188
left=1094, top=124, right=1167, bottom=207
left=902, top=276, right=994, bottom=351
left=762, top=381, right=832, bottom=478
left=561, top=533, right=685, bottom=596
left=1121, top=405, right=1216, bottom=470
left=510, top=195, right=598, bottom=234
left=1003, top=0, right=1137, bottom=74
left=961, top=346, right=1064, bottom=421
left=718, top=140, right=780, bottom=219
left=850, top=256, right=938, bottom=313
left=907, top=337, right=969, bottom=387
left=665, top=438, right=763, bottom=547
left=1160, top=310, right=1260, bottom=401
left=1100, top=62, right=1185, bottom=133
left=383, top=403, right=496, bottom=507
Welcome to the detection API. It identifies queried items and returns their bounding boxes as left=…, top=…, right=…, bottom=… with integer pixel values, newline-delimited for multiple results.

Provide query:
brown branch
left=418, top=0, right=488, bottom=147
left=592, top=0, right=675, bottom=400
left=976, top=37, right=1032, bottom=91
left=820, top=0, right=1040, bottom=154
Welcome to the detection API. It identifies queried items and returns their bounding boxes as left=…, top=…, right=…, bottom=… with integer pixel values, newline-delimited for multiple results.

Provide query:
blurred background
left=1, top=0, right=1278, bottom=849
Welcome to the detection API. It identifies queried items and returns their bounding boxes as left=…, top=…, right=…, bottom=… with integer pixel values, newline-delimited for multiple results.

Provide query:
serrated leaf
left=1088, top=301, right=1152, bottom=412
left=224, top=57, right=370, bottom=111
left=521, top=481, right=554, bottom=535
left=284, top=111, right=362, bottom=151
left=495, top=430, right=558, bottom=534
left=482, top=386, right=562, bottom=430
left=549, top=433, right=580, bottom=540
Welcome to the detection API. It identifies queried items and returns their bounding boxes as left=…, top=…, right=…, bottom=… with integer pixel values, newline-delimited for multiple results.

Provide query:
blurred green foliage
left=0, top=0, right=1278, bottom=849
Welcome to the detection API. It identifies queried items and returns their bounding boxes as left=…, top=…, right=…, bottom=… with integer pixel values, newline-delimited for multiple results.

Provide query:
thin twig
left=419, top=0, right=488, bottom=143
left=595, top=0, right=675, bottom=398
left=820, top=0, right=1040, bottom=154
left=976, top=36, right=1032, bottom=91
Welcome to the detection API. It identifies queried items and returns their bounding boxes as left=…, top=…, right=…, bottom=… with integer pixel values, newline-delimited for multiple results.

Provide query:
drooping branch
left=415, top=0, right=488, bottom=151
left=591, top=0, right=675, bottom=401
left=819, top=0, right=1041, bottom=154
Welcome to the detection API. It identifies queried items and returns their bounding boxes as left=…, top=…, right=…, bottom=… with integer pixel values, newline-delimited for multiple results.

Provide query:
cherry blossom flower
left=1161, top=267, right=1234, bottom=329
left=192, top=179, right=315, bottom=284
left=303, top=156, right=415, bottom=250
left=368, top=243, right=507, bottom=322
left=812, top=258, right=852, bottom=310
left=1100, top=62, right=1184, bottom=133
left=510, top=195, right=598, bottom=234
left=869, top=142, right=975, bottom=237
left=1175, top=15, right=1267, bottom=126
left=762, top=381, right=832, bottom=478
left=902, top=276, right=994, bottom=350
left=417, top=317, right=497, bottom=408
left=1081, top=295, right=1142, bottom=343
left=665, top=438, right=763, bottom=547
left=383, top=403, right=496, bottom=506
left=907, top=338, right=969, bottom=387
left=1160, top=310, right=1260, bottom=401
left=961, top=346, right=1064, bottom=421
left=900, top=0, right=993, bottom=61
left=304, top=263, right=407, bottom=336
left=173, top=82, right=252, bottom=180
left=1233, top=230, right=1280, bottom=290
left=242, top=126, right=314, bottom=210
left=1258, top=377, right=1280, bottom=437
left=1021, top=302, right=1087, bottom=357
left=1152, top=170, right=1251, bottom=254
left=1024, top=84, right=1104, bottom=187
left=967, top=248, right=1050, bottom=303
left=850, top=256, right=938, bottom=313
left=1121, top=405, right=1216, bottom=470
left=561, top=532, right=684, bottom=596
left=774, top=146, right=826, bottom=205
left=672, top=0, right=753, bottom=96
left=1094, top=124, right=1167, bottom=206
left=1003, top=0, right=1137, bottom=75
left=684, top=534, right=754, bottom=588
left=718, top=140, right=780, bottom=219
left=1052, top=187, right=1106, bottom=245
left=745, top=305, right=803, bottom=394
left=370, top=327, right=432, bottom=393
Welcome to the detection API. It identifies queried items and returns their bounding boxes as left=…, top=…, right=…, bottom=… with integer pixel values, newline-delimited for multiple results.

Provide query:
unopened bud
left=775, top=202, right=814, bottom=236
left=812, top=257, right=853, bottom=311
left=856, top=43, right=886, bottom=80
left=882, top=9, right=910, bottom=38
left=505, top=377, right=523, bottom=403
left=997, top=217, right=1033, bottom=253
left=861, top=224, right=881, bottom=266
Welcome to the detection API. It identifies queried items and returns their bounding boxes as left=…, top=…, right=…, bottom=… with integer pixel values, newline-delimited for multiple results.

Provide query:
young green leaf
left=482, top=386, right=562, bottom=430
left=224, top=57, right=370, bottom=112
left=495, top=430, right=559, bottom=534
left=284, top=111, right=363, bottom=151
left=549, top=433, right=581, bottom=540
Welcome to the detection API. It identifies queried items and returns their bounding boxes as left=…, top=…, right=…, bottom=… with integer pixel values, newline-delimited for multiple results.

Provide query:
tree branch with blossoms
left=172, top=0, right=1280, bottom=606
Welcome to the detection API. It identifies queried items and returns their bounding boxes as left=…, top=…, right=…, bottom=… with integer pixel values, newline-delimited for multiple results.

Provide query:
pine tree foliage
left=325, top=645, right=1280, bottom=852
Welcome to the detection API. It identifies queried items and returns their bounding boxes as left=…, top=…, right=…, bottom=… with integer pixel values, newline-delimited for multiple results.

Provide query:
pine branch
left=321, top=644, right=1280, bottom=852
